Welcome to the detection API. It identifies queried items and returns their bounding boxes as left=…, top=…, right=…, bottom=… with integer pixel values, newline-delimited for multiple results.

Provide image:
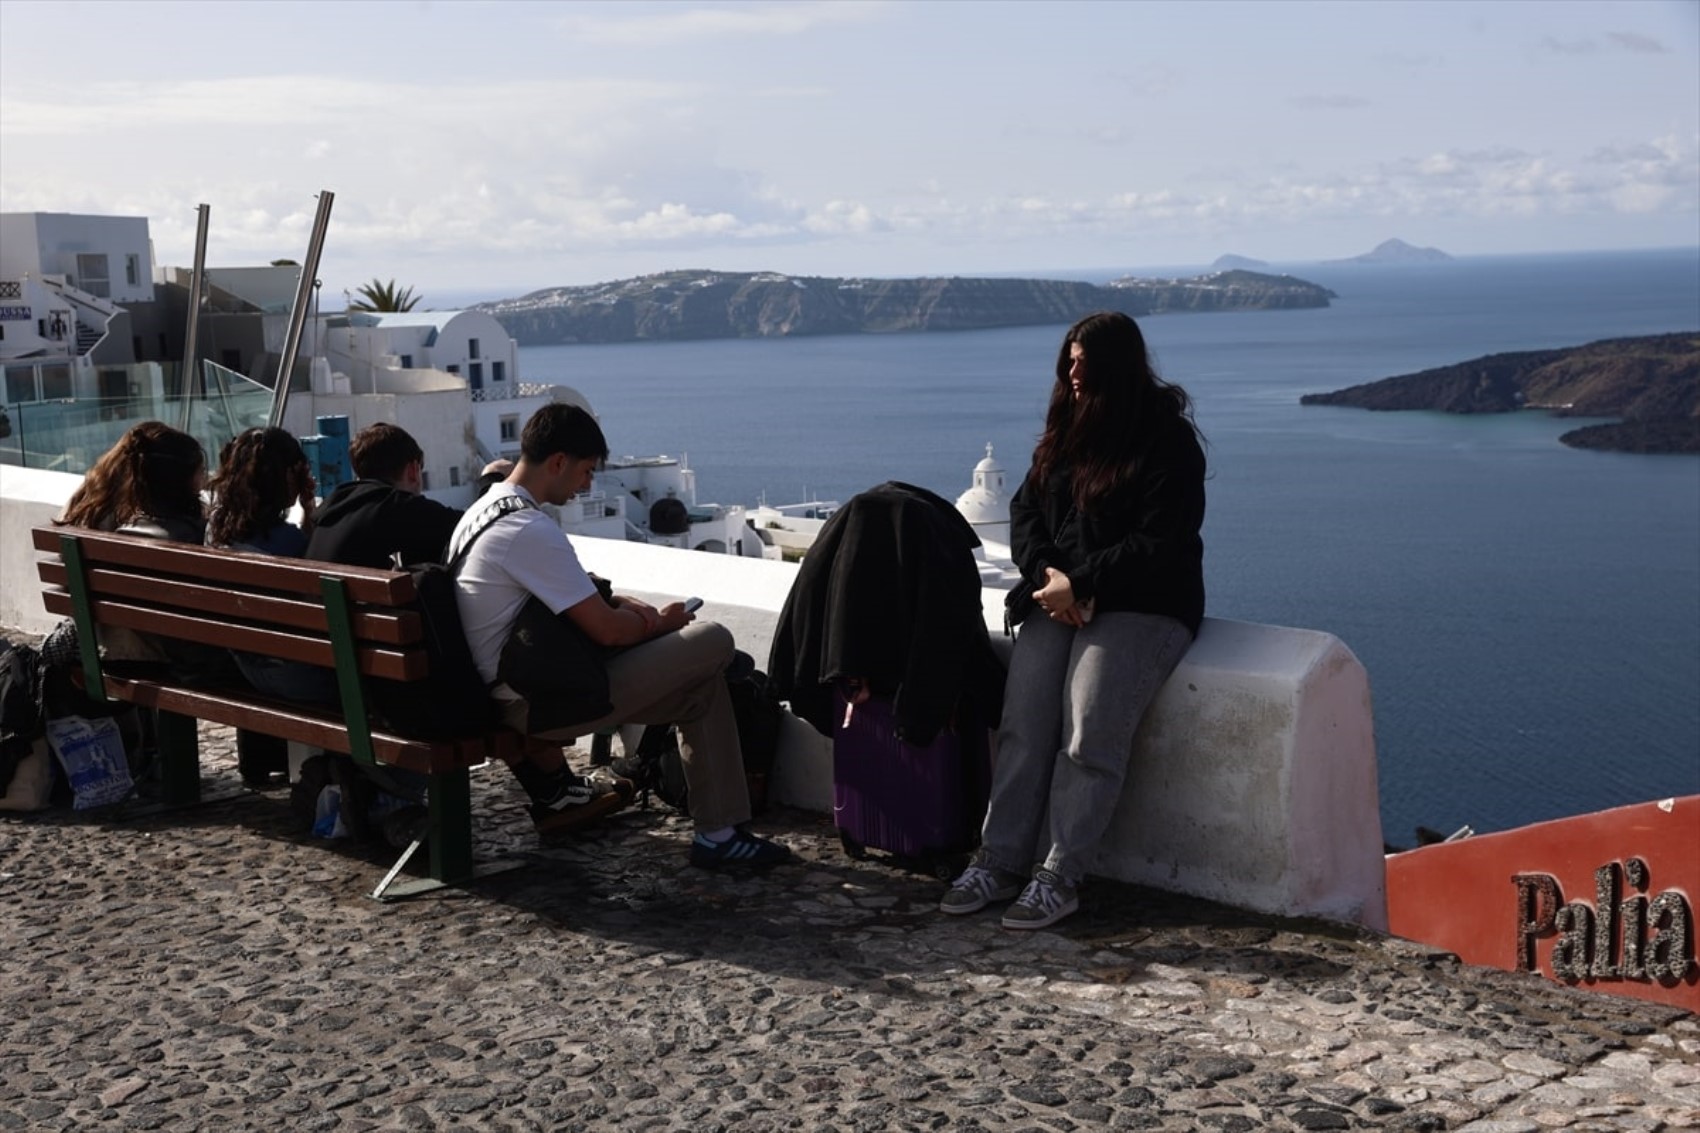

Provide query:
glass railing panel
left=0, top=360, right=279, bottom=476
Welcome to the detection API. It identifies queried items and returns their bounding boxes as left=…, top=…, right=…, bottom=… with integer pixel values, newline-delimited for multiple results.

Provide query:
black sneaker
left=530, top=769, right=635, bottom=836
left=689, top=827, right=792, bottom=869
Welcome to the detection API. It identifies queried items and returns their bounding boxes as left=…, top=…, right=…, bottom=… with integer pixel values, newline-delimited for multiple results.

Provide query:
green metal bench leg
left=155, top=710, right=202, bottom=806
left=430, top=769, right=474, bottom=884
left=370, top=767, right=524, bottom=901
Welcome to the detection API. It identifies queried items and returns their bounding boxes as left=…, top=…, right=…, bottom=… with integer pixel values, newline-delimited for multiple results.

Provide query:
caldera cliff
left=478, top=269, right=1336, bottom=345
left=1300, top=333, right=1700, bottom=454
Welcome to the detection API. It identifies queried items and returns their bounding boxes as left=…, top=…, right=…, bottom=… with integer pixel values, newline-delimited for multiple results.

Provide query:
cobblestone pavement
left=2, top=721, right=1696, bottom=1133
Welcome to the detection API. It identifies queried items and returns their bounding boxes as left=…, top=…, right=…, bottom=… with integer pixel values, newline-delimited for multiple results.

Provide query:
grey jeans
left=502, top=621, right=751, bottom=832
left=979, top=610, right=1193, bottom=885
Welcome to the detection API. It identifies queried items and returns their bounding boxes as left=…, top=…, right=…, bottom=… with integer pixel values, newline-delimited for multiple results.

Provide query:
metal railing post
left=177, top=203, right=210, bottom=430
left=269, top=190, right=335, bottom=428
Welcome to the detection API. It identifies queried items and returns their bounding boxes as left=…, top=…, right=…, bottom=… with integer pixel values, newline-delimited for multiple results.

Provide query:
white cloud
left=552, top=2, right=882, bottom=46
left=1289, top=94, right=1372, bottom=111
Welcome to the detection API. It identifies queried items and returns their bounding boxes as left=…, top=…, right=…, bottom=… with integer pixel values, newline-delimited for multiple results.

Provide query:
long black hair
left=1030, top=311, right=1198, bottom=512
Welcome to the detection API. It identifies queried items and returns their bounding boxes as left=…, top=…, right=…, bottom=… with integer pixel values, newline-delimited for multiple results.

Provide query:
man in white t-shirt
left=448, top=403, right=790, bottom=868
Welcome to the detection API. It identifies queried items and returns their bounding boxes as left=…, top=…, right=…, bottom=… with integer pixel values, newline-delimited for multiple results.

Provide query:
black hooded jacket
left=768, top=482, right=1005, bottom=746
left=1006, top=411, right=1206, bottom=634
left=305, top=479, right=462, bottom=569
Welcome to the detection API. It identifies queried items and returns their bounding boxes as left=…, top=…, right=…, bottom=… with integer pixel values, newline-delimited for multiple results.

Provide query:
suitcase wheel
left=838, top=831, right=868, bottom=860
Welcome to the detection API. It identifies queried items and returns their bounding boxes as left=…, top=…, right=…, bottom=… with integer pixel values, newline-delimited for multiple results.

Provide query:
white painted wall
left=0, top=465, right=80, bottom=634
left=574, top=536, right=1388, bottom=930
left=0, top=212, right=154, bottom=303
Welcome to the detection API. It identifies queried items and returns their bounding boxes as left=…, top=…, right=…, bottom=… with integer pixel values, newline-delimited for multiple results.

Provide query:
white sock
left=699, top=826, right=735, bottom=843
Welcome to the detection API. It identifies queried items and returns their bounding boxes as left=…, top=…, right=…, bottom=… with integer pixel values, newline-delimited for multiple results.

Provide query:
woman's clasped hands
left=1033, top=567, right=1093, bottom=627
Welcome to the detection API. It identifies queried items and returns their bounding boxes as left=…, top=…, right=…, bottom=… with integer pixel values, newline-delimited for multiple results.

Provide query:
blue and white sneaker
left=1001, top=868, right=1080, bottom=930
left=690, top=827, right=793, bottom=869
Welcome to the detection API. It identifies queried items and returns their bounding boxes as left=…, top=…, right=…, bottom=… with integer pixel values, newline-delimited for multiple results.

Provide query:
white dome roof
left=955, top=486, right=1004, bottom=523
left=956, top=443, right=1009, bottom=525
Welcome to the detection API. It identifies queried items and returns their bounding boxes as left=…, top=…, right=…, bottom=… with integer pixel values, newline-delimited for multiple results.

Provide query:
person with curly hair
left=206, top=426, right=339, bottom=729
left=206, top=426, right=317, bottom=555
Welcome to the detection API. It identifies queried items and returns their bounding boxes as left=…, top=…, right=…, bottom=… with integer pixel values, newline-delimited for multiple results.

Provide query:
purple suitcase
left=831, top=691, right=990, bottom=876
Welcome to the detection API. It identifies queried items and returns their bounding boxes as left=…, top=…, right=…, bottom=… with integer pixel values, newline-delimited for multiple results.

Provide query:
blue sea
left=521, top=248, right=1700, bottom=844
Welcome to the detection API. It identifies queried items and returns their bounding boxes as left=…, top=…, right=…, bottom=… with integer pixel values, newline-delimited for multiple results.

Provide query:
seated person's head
left=351, top=422, right=425, bottom=491
left=207, top=426, right=310, bottom=546
left=520, top=404, right=608, bottom=504
left=59, top=420, right=206, bottom=529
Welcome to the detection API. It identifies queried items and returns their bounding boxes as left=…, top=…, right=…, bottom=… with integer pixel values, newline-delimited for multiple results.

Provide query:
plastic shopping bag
left=45, top=715, right=133, bottom=810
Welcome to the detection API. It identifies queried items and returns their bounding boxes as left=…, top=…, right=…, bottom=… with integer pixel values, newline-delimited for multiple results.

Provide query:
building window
left=446, top=364, right=459, bottom=375
left=468, top=338, right=481, bottom=360
left=399, top=354, right=413, bottom=369
left=76, top=254, right=111, bottom=298
left=499, top=415, right=519, bottom=442
left=492, top=360, right=506, bottom=383
left=449, top=466, right=461, bottom=488
left=5, top=366, right=34, bottom=403
left=468, top=362, right=482, bottom=384
left=125, top=254, right=141, bottom=287
left=421, top=470, right=431, bottom=491
left=39, top=365, right=72, bottom=400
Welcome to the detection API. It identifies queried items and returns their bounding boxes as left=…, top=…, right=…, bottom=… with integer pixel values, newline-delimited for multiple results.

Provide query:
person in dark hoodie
left=307, top=422, right=509, bottom=569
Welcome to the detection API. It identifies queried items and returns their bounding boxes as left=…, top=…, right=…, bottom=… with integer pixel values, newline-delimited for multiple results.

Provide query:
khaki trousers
left=503, top=621, right=751, bottom=831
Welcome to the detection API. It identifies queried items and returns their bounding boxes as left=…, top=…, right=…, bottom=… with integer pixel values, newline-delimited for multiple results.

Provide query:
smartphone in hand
left=682, top=597, right=704, bottom=614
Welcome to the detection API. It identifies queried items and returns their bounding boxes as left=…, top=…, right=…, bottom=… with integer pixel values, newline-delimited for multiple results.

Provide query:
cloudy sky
left=2, top=0, right=1695, bottom=303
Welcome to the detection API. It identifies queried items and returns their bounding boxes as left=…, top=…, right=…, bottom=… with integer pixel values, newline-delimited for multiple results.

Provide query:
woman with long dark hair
left=57, top=420, right=207, bottom=541
left=53, top=421, right=210, bottom=669
left=940, top=311, right=1207, bottom=930
left=206, top=426, right=316, bottom=554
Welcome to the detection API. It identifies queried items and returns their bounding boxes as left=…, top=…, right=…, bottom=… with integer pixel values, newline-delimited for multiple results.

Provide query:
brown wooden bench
left=32, top=524, right=534, bottom=899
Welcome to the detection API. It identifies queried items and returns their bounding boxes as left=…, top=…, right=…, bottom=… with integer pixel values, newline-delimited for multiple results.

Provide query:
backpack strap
left=444, top=493, right=534, bottom=568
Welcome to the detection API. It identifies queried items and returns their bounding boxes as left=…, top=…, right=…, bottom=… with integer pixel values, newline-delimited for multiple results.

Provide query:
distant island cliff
left=1300, top=332, right=1700, bottom=453
left=477, top=269, right=1336, bottom=345
left=1328, top=238, right=1453, bottom=264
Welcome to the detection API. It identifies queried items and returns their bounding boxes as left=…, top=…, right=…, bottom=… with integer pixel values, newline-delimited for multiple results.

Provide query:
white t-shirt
left=449, top=484, right=599, bottom=685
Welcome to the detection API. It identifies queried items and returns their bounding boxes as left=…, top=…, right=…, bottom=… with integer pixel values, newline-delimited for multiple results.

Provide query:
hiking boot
left=530, top=770, right=635, bottom=836
left=939, top=857, right=1025, bottom=915
left=689, top=827, right=793, bottom=869
left=1000, top=868, right=1080, bottom=930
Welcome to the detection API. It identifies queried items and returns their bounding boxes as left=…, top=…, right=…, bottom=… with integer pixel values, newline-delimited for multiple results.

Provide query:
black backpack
left=368, top=498, right=527, bottom=740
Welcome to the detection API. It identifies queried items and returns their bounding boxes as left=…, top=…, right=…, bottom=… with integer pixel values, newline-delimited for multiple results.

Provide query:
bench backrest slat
left=32, top=526, right=419, bottom=605
left=39, top=589, right=428, bottom=681
left=37, top=561, right=423, bottom=645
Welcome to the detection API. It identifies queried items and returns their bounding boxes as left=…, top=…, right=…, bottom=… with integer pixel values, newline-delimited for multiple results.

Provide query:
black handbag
left=497, top=587, right=615, bottom=735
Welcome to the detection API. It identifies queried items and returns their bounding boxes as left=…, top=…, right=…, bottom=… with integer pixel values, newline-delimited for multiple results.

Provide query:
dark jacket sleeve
left=1009, top=471, right=1067, bottom=583
left=1068, top=426, right=1206, bottom=608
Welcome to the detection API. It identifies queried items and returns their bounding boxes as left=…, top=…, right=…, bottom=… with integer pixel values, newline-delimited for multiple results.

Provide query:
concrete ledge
left=1088, top=618, right=1387, bottom=930
left=1, top=465, right=82, bottom=636
left=572, top=538, right=1387, bottom=930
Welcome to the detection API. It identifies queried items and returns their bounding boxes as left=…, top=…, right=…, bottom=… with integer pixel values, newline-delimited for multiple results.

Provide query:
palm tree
left=348, top=278, right=420, bottom=312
